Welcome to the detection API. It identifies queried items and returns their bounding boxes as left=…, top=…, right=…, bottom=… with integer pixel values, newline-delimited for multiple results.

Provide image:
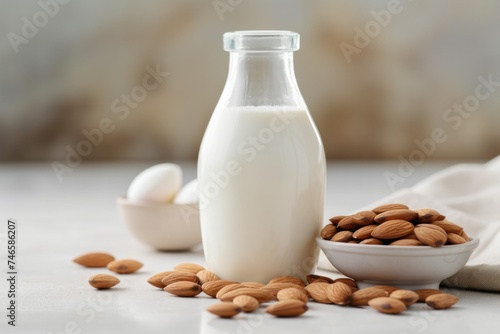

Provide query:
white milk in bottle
left=198, top=31, right=326, bottom=283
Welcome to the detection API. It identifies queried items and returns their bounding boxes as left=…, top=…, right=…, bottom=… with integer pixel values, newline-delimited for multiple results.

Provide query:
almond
left=88, top=274, right=120, bottom=289
left=360, top=238, right=384, bottom=245
left=414, top=289, right=442, bottom=302
left=416, top=223, right=447, bottom=236
left=206, top=302, right=241, bottom=318
left=374, top=209, right=418, bottom=224
left=147, top=271, right=176, bottom=288
left=306, top=274, right=334, bottom=284
left=371, top=220, right=414, bottom=239
left=173, top=263, right=205, bottom=274
left=73, top=252, right=115, bottom=268
left=460, top=230, right=471, bottom=241
left=219, top=288, right=274, bottom=303
left=241, top=282, right=265, bottom=289
left=369, top=285, right=400, bottom=294
left=331, top=230, right=353, bottom=242
left=164, top=281, right=202, bottom=297
left=372, top=203, right=409, bottom=214
left=353, top=225, right=378, bottom=240
left=337, top=216, right=359, bottom=231
left=196, top=270, right=219, bottom=284
left=389, top=239, right=423, bottom=246
left=414, top=209, right=442, bottom=224
left=161, top=272, right=199, bottom=286
left=320, top=224, right=338, bottom=239
left=352, top=210, right=377, bottom=226
left=261, top=283, right=307, bottom=298
left=326, top=282, right=352, bottom=305
left=202, top=280, right=237, bottom=298
left=233, top=295, right=260, bottom=312
left=351, top=287, right=388, bottom=306
left=106, top=259, right=143, bottom=274
left=432, top=221, right=463, bottom=234
left=329, top=215, right=346, bottom=225
left=390, top=290, right=419, bottom=306
left=305, top=282, right=331, bottom=304
left=368, top=297, right=406, bottom=314
left=268, top=276, right=305, bottom=287
left=216, top=283, right=243, bottom=299
left=425, top=293, right=459, bottom=309
left=333, top=278, right=358, bottom=292
left=265, top=300, right=308, bottom=317
left=414, top=226, right=447, bottom=247
left=277, top=288, right=309, bottom=303
left=447, top=232, right=467, bottom=245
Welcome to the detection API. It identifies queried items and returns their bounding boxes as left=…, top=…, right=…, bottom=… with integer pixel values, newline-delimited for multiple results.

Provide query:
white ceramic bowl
left=317, top=236, right=479, bottom=290
left=117, top=197, right=201, bottom=251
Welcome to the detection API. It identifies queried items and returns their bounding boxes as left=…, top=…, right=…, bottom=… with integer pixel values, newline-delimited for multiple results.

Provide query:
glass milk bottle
left=198, top=31, right=326, bottom=283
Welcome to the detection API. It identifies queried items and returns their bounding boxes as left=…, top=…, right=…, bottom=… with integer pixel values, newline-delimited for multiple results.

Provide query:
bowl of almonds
left=317, top=203, right=479, bottom=290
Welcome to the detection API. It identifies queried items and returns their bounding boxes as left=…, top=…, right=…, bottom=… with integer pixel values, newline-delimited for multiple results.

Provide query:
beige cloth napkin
left=318, top=156, right=500, bottom=292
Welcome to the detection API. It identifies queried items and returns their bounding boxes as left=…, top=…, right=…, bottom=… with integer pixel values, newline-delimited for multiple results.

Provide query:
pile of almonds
left=74, top=254, right=460, bottom=316
left=148, top=263, right=459, bottom=316
left=322, top=203, right=470, bottom=247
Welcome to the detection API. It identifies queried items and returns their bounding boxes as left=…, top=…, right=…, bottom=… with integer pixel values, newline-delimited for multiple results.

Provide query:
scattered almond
left=196, top=270, right=219, bottom=284
left=261, top=283, right=307, bottom=299
left=369, top=297, right=407, bottom=314
left=369, top=285, right=399, bottom=294
left=174, top=263, right=205, bottom=274
left=219, top=288, right=274, bottom=303
left=88, top=274, right=120, bottom=289
left=265, top=300, right=308, bottom=317
left=161, top=271, right=199, bottom=286
left=277, top=287, right=309, bottom=303
left=351, top=287, right=388, bottom=306
left=147, top=271, right=176, bottom=289
left=74, top=252, right=115, bottom=268
left=414, top=289, right=442, bottom=302
left=164, top=281, right=202, bottom=297
left=268, top=276, right=305, bottom=287
left=390, top=290, right=419, bottom=306
left=305, top=282, right=331, bottom=304
left=306, top=274, right=334, bottom=284
left=233, top=295, right=260, bottom=313
left=107, top=259, right=143, bottom=274
left=216, top=283, right=243, bottom=299
left=326, top=282, right=352, bottom=305
left=202, top=280, right=237, bottom=298
left=241, top=282, right=265, bottom=289
left=425, top=293, right=459, bottom=309
left=333, top=278, right=358, bottom=292
left=206, top=302, right=241, bottom=318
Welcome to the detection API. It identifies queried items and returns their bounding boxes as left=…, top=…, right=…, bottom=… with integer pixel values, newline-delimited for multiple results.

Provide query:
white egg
left=127, top=163, right=182, bottom=203
left=173, top=179, right=198, bottom=204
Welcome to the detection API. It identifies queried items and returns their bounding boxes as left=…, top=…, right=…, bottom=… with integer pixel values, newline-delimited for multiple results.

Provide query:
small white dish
left=117, top=197, right=201, bottom=251
left=317, top=236, right=479, bottom=290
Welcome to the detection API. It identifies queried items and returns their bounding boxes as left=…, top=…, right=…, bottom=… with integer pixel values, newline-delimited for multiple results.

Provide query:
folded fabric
left=318, top=156, right=500, bottom=292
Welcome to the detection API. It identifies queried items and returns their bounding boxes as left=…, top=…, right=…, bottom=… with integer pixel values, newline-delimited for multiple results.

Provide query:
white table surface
left=1, top=161, right=499, bottom=334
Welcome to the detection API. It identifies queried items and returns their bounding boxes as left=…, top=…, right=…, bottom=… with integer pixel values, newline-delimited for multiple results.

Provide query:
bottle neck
left=220, top=51, right=305, bottom=108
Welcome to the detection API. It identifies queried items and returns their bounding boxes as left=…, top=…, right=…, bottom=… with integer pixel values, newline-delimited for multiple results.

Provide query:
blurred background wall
left=1, top=0, right=499, bottom=162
